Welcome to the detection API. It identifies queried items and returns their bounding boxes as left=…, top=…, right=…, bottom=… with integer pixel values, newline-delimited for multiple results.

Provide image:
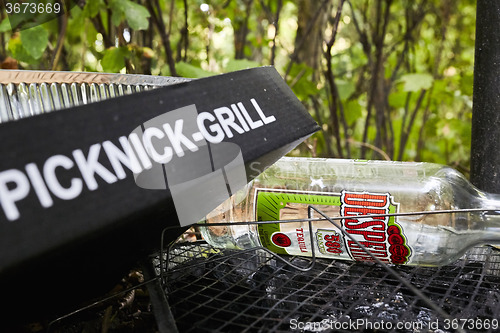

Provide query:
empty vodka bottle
left=199, top=157, right=500, bottom=266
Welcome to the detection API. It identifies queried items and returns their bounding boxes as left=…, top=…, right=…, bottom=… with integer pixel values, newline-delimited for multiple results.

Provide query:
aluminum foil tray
left=0, top=69, right=190, bottom=122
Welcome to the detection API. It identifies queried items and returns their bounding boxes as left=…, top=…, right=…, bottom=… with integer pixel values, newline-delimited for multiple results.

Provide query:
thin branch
left=347, top=0, right=371, bottom=58
left=182, top=0, right=188, bottom=61
left=259, top=0, right=282, bottom=66
left=147, top=0, right=177, bottom=76
left=348, top=138, right=391, bottom=161
left=51, top=1, right=68, bottom=70
left=397, top=89, right=426, bottom=160
left=92, top=13, right=112, bottom=48
left=361, top=0, right=392, bottom=158
left=0, top=7, right=5, bottom=57
left=416, top=89, right=433, bottom=161
left=399, top=91, right=412, bottom=154
left=168, top=0, right=175, bottom=35
left=234, top=0, right=253, bottom=59
left=324, top=0, right=348, bottom=157
left=117, top=23, right=134, bottom=73
left=310, top=96, right=334, bottom=157
left=140, top=24, right=153, bottom=75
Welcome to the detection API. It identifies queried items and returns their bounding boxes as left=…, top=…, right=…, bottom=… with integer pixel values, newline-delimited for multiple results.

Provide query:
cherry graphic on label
left=271, top=233, right=291, bottom=247
left=387, top=225, right=400, bottom=235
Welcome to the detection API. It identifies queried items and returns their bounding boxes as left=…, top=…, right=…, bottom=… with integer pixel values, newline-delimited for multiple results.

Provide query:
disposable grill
left=143, top=223, right=500, bottom=333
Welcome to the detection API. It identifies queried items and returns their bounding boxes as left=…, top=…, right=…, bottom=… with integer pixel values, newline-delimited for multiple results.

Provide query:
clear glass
left=200, top=157, right=500, bottom=266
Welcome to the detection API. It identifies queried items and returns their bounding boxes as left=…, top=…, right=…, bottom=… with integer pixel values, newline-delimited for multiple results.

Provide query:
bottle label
left=255, top=188, right=412, bottom=264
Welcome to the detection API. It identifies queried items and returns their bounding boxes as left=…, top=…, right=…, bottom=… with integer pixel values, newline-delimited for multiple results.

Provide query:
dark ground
left=6, top=229, right=200, bottom=333
left=8, top=268, right=160, bottom=333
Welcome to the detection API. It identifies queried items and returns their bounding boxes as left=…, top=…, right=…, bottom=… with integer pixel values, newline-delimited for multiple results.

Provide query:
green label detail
left=255, top=190, right=341, bottom=256
left=254, top=188, right=412, bottom=264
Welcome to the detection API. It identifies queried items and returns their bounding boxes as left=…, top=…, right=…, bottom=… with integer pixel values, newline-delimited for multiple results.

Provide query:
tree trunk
left=294, top=0, right=331, bottom=76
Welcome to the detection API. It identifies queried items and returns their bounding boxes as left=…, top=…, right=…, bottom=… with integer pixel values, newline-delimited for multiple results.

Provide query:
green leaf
left=460, top=73, right=474, bottom=96
left=343, top=100, right=362, bottom=125
left=400, top=73, right=434, bottom=92
left=8, top=37, right=37, bottom=64
left=225, top=59, right=260, bottom=72
left=84, top=0, right=105, bottom=18
left=0, top=19, right=12, bottom=33
left=388, top=91, right=408, bottom=108
left=287, top=63, right=319, bottom=100
left=109, top=0, right=150, bottom=30
left=123, top=1, right=150, bottom=30
left=111, top=10, right=124, bottom=27
left=336, top=80, right=355, bottom=100
left=101, top=47, right=130, bottom=73
left=20, top=26, right=49, bottom=60
left=109, top=0, right=126, bottom=26
left=175, top=62, right=215, bottom=78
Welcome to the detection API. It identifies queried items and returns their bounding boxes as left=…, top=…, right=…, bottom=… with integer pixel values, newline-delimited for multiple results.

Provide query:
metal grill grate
left=151, top=240, right=500, bottom=332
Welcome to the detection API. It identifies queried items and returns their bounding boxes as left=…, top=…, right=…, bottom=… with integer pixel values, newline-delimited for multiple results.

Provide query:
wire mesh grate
left=151, top=240, right=500, bottom=333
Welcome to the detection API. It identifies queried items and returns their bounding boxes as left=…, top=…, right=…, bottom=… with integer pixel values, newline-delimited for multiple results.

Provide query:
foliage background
left=0, top=0, right=477, bottom=175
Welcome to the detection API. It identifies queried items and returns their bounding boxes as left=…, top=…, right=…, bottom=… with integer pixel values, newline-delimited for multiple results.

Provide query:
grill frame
left=151, top=238, right=500, bottom=333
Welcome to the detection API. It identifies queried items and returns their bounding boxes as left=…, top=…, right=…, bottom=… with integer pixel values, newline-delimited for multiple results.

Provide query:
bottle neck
left=475, top=192, right=500, bottom=244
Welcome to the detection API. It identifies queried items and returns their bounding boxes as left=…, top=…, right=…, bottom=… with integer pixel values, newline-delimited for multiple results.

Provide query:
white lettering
left=0, top=169, right=30, bottom=221
left=238, top=102, right=263, bottom=129
left=163, top=119, right=199, bottom=157
left=25, top=163, right=53, bottom=208
left=43, top=155, right=83, bottom=200
left=103, top=137, right=142, bottom=179
left=214, top=106, right=245, bottom=138
left=128, top=132, right=152, bottom=170
left=251, top=98, right=276, bottom=124
left=230, top=104, right=250, bottom=131
left=197, top=112, right=224, bottom=143
left=73, top=144, right=118, bottom=191
left=0, top=99, right=278, bottom=221
left=142, top=127, right=173, bottom=164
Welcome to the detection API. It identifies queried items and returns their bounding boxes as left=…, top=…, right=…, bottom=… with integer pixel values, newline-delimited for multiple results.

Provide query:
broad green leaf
left=343, top=100, right=362, bottom=125
left=109, top=0, right=126, bottom=26
left=111, top=10, right=124, bottom=27
left=175, top=62, right=215, bottom=78
left=287, top=63, right=319, bottom=100
left=84, top=0, right=105, bottom=18
left=431, top=79, right=454, bottom=107
left=388, top=91, right=408, bottom=108
left=8, top=37, right=37, bottom=64
left=20, top=26, right=49, bottom=60
left=108, top=0, right=149, bottom=30
left=123, top=1, right=150, bottom=30
left=225, top=59, right=260, bottom=72
left=400, top=73, right=434, bottom=92
left=101, top=47, right=130, bottom=73
left=0, top=19, right=11, bottom=33
left=336, top=79, right=355, bottom=100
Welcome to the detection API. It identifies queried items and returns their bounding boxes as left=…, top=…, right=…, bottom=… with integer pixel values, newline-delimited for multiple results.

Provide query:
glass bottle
left=199, top=157, right=500, bottom=266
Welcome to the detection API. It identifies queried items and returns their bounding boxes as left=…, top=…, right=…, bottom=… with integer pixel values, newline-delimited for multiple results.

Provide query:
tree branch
left=311, top=96, right=334, bottom=157
left=51, top=1, right=68, bottom=70
left=397, top=89, right=426, bottom=160
left=147, top=0, right=177, bottom=76
left=284, top=0, right=330, bottom=79
left=324, top=0, right=348, bottom=157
